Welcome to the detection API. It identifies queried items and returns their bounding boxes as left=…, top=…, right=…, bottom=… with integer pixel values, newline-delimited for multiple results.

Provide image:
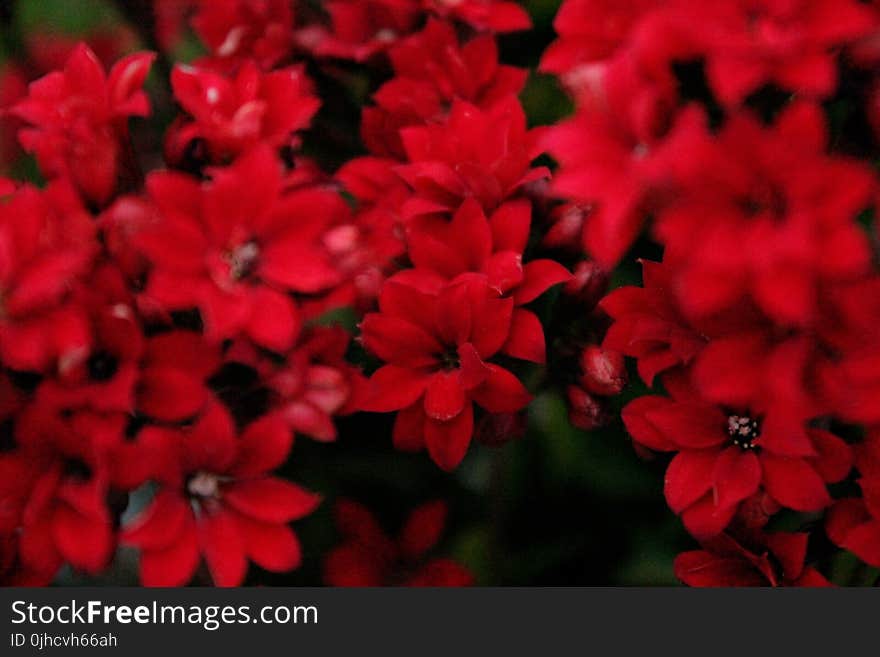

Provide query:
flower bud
left=543, top=203, right=587, bottom=250
left=578, top=345, right=627, bottom=396
left=564, top=260, right=608, bottom=310
left=566, top=385, right=609, bottom=431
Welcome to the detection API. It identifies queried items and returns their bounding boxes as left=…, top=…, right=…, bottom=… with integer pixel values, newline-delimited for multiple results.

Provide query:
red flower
left=362, top=19, right=527, bottom=159
left=136, top=146, right=346, bottom=351
left=166, top=61, right=320, bottom=164
left=675, top=531, right=831, bottom=587
left=323, top=499, right=473, bottom=586
left=578, top=344, right=627, bottom=397
left=657, top=103, right=875, bottom=327
left=404, top=198, right=571, bottom=363
left=3, top=408, right=127, bottom=578
left=360, top=273, right=533, bottom=470
left=11, top=44, right=155, bottom=206
left=694, top=0, right=875, bottom=106
left=0, top=181, right=96, bottom=372
left=600, top=260, right=707, bottom=386
left=227, top=326, right=359, bottom=442
left=192, top=0, right=294, bottom=70
left=122, top=403, right=319, bottom=586
left=396, top=98, right=548, bottom=220
left=623, top=371, right=851, bottom=538
left=539, top=70, right=693, bottom=267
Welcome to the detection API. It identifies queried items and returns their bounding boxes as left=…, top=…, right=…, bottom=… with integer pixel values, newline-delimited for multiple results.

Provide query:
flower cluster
left=0, top=0, right=558, bottom=588
left=543, top=0, right=880, bottom=584
left=348, top=16, right=573, bottom=471
left=2, top=0, right=879, bottom=588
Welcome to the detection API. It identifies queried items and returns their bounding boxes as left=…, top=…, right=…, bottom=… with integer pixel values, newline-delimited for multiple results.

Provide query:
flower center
left=727, top=414, right=761, bottom=450
left=87, top=350, right=119, bottom=381
left=187, top=471, right=221, bottom=499
left=227, top=241, right=260, bottom=281
left=439, top=347, right=460, bottom=371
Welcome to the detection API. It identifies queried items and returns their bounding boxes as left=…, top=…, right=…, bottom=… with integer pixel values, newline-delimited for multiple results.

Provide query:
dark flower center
left=63, top=457, right=92, bottom=482
left=227, top=241, right=260, bottom=281
left=727, top=414, right=761, bottom=450
left=439, top=347, right=460, bottom=371
left=87, top=350, right=119, bottom=381
left=742, top=184, right=787, bottom=221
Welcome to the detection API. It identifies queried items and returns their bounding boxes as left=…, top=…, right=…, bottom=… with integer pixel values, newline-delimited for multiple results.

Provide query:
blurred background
left=0, top=0, right=695, bottom=586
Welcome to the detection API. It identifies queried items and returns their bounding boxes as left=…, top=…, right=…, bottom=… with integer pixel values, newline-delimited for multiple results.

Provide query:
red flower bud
left=564, top=261, right=608, bottom=309
left=543, top=203, right=587, bottom=250
left=578, top=345, right=627, bottom=397
left=566, top=385, right=609, bottom=431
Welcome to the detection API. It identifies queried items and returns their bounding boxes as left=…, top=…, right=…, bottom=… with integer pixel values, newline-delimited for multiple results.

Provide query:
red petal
left=680, top=494, right=737, bottom=539
left=761, top=455, right=831, bottom=512
left=323, top=545, right=383, bottom=586
left=378, top=279, right=439, bottom=331
left=451, top=199, right=493, bottom=269
left=122, top=490, right=189, bottom=551
left=489, top=199, right=530, bottom=253
left=259, top=239, right=342, bottom=293
left=223, top=478, right=321, bottom=524
left=674, top=550, right=765, bottom=587
left=108, top=51, right=156, bottom=114
left=52, top=506, right=113, bottom=574
left=198, top=509, right=247, bottom=587
left=230, top=414, right=293, bottom=477
left=503, top=308, right=546, bottom=363
left=182, top=403, right=238, bottom=474
left=245, top=287, right=301, bottom=353
left=470, top=295, right=514, bottom=359
left=392, top=403, right=426, bottom=452
left=645, top=402, right=728, bottom=449
left=425, top=403, right=474, bottom=471
left=360, top=315, right=440, bottom=368
left=764, top=532, right=808, bottom=582
left=138, top=367, right=208, bottom=422
left=665, top=450, right=717, bottom=514
left=840, top=521, right=880, bottom=567
left=424, top=371, right=466, bottom=421
left=139, top=512, right=200, bottom=586
left=513, top=260, right=572, bottom=305
left=621, top=396, right=678, bottom=452
left=712, top=447, right=761, bottom=509
left=237, top=514, right=302, bottom=573
left=806, top=429, right=852, bottom=483
left=399, top=500, right=447, bottom=560
left=361, top=365, right=431, bottom=413
left=471, top=365, right=531, bottom=413
left=826, top=499, right=871, bottom=547
left=485, top=251, right=524, bottom=295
